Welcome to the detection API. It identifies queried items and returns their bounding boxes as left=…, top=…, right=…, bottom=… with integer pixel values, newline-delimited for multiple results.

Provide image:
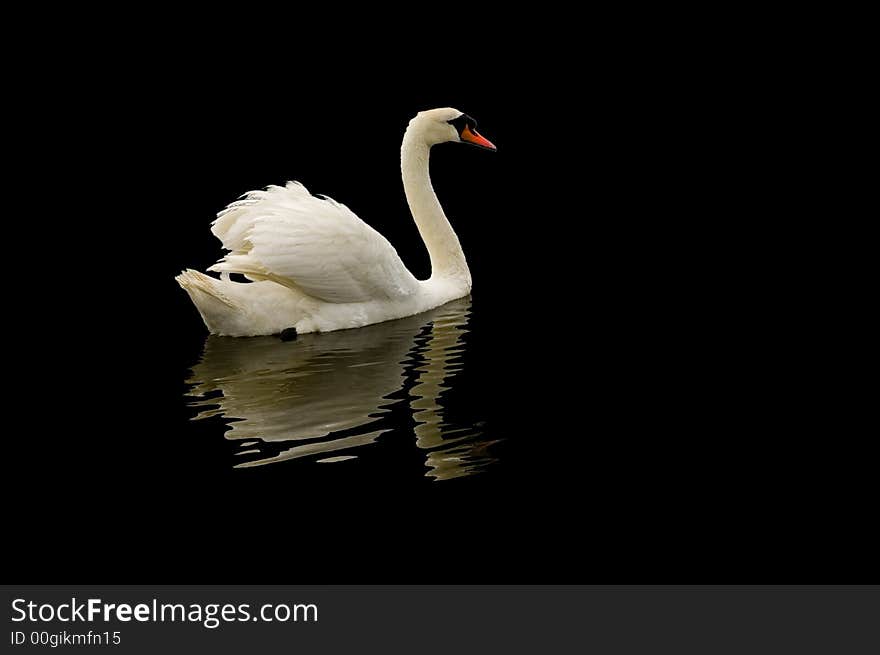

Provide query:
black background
left=6, top=21, right=872, bottom=583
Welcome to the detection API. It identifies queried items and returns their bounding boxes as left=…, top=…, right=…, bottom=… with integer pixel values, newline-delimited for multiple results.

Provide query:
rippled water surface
left=186, top=297, right=498, bottom=480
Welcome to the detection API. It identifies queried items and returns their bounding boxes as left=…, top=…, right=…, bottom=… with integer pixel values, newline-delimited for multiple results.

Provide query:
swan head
left=412, top=107, right=497, bottom=151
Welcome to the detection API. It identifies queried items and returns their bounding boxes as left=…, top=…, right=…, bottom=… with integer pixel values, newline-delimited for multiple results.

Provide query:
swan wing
left=208, top=182, right=420, bottom=303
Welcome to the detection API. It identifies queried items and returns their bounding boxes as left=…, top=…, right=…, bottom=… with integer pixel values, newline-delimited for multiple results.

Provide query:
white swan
left=176, top=107, right=495, bottom=337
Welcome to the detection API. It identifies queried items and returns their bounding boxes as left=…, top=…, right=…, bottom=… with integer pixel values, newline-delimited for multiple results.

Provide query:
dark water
left=185, top=298, right=498, bottom=480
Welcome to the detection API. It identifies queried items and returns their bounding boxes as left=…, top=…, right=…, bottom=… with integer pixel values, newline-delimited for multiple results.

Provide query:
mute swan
left=176, top=107, right=495, bottom=337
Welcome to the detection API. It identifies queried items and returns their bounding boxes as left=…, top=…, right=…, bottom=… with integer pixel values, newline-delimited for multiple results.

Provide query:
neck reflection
left=186, top=297, right=495, bottom=480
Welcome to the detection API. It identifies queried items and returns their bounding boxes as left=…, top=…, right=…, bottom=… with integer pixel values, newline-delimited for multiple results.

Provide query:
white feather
left=209, top=182, right=419, bottom=303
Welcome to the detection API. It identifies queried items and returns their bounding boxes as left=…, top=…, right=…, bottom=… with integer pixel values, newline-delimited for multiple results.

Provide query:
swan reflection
left=186, top=297, right=496, bottom=480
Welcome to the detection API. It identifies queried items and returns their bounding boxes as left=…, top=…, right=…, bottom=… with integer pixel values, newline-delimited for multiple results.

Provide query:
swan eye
left=448, top=114, right=477, bottom=137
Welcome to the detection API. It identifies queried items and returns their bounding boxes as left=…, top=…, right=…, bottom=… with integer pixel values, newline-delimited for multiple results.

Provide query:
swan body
left=177, top=107, right=495, bottom=336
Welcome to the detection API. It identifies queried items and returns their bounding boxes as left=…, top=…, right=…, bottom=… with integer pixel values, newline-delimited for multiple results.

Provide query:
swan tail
left=176, top=269, right=239, bottom=309
left=176, top=269, right=312, bottom=336
left=175, top=269, right=246, bottom=336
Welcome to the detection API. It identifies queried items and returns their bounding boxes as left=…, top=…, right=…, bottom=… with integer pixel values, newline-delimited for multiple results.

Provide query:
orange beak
left=460, top=125, right=497, bottom=151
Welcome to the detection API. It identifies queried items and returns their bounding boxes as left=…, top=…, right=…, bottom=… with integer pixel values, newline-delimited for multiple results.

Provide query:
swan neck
left=401, top=126, right=470, bottom=283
